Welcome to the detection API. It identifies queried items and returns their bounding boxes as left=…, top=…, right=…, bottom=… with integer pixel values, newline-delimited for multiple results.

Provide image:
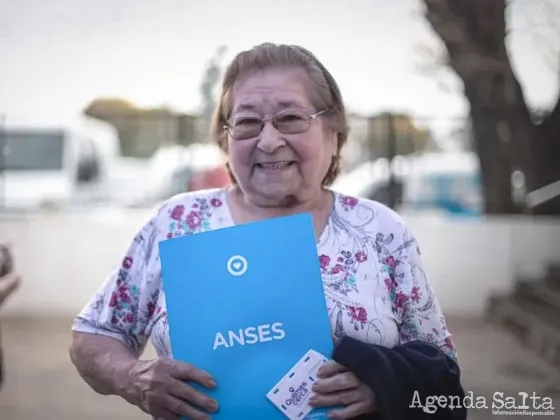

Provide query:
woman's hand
left=0, top=245, right=20, bottom=307
left=0, top=270, right=20, bottom=306
left=125, top=357, right=218, bottom=420
left=309, top=360, right=376, bottom=419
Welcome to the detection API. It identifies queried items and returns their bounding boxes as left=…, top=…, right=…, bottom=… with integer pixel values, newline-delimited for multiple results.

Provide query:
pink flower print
left=319, top=255, right=330, bottom=270
left=337, top=257, right=343, bottom=262
left=122, top=256, right=133, bottom=269
left=124, top=312, right=134, bottom=323
left=170, top=205, right=185, bottom=220
left=211, top=198, right=222, bottom=207
left=147, top=301, right=156, bottom=318
left=411, top=286, right=421, bottom=303
left=119, top=292, right=130, bottom=304
left=394, top=291, right=407, bottom=309
left=109, top=292, right=118, bottom=307
left=348, top=306, right=368, bottom=323
left=382, top=256, right=398, bottom=272
left=111, top=315, right=119, bottom=325
left=166, top=232, right=173, bottom=239
left=186, top=211, right=202, bottom=229
left=355, top=251, right=367, bottom=263
left=339, top=195, right=358, bottom=210
left=348, top=306, right=368, bottom=330
left=444, top=337, right=457, bottom=355
left=331, top=264, right=345, bottom=274
left=117, top=285, right=129, bottom=304
left=384, top=277, right=395, bottom=290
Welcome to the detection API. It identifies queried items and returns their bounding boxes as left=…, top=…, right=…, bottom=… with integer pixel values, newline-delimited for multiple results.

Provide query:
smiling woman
left=69, top=42, right=465, bottom=420
left=214, top=65, right=340, bottom=211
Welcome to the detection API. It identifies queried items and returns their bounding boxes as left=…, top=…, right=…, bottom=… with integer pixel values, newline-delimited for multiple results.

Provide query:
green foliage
left=83, top=97, right=198, bottom=158
left=364, top=112, right=432, bottom=159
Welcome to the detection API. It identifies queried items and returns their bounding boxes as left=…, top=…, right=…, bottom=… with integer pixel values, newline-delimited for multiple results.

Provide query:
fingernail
left=316, top=369, right=324, bottom=378
left=206, top=400, right=218, bottom=412
left=309, top=397, right=318, bottom=406
left=206, top=379, right=216, bottom=389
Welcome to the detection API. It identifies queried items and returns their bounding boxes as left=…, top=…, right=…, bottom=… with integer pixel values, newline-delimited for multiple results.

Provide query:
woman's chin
left=247, top=183, right=300, bottom=207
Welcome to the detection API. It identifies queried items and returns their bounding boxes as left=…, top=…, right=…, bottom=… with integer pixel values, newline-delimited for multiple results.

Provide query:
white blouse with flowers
left=72, top=188, right=457, bottom=362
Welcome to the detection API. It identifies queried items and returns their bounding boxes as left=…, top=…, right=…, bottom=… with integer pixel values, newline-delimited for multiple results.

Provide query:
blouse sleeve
left=71, top=214, right=162, bottom=357
left=393, top=226, right=458, bottom=361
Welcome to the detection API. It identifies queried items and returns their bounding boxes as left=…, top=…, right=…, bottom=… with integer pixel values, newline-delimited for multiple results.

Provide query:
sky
left=0, top=0, right=558, bottom=134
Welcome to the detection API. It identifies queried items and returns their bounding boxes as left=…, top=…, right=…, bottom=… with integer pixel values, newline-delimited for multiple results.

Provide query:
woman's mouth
left=255, top=161, right=296, bottom=172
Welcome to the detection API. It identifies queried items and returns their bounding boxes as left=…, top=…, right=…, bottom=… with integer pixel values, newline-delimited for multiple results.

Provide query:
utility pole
left=386, top=113, right=397, bottom=210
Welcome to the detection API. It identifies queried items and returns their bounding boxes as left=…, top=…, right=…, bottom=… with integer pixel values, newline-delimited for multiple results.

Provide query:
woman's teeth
left=258, top=161, right=293, bottom=170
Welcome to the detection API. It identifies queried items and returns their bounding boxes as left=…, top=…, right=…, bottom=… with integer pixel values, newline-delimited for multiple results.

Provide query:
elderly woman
left=70, top=43, right=465, bottom=420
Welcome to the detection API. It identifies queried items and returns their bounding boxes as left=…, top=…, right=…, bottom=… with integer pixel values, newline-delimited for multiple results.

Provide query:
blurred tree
left=448, top=121, right=474, bottom=152
left=84, top=97, right=198, bottom=158
left=84, top=98, right=142, bottom=157
left=200, top=46, right=228, bottom=120
left=421, top=0, right=560, bottom=215
left=365, top=112, right=432, bottom=159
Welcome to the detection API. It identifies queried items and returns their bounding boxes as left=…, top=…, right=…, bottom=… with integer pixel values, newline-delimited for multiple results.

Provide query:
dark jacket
left=332, top=336, right=467, bottom=420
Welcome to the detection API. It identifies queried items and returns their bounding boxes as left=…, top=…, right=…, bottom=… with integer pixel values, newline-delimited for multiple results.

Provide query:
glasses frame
left=223, top=108, right=330, bottom=140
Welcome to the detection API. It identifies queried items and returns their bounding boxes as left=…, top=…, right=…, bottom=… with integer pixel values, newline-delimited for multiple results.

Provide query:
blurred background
left=0, top=0, right=559, bottom=418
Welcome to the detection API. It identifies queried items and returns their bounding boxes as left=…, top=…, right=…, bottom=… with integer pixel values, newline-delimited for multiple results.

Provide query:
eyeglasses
left=223, top=108, right=329, bottom=140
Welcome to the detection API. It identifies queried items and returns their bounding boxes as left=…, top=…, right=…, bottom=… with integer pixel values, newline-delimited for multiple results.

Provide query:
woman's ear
left=326, top=129, right=338, bottom=156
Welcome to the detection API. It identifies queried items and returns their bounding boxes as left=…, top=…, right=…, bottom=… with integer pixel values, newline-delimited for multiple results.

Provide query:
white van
left=0, top=117, right=119, bottom=210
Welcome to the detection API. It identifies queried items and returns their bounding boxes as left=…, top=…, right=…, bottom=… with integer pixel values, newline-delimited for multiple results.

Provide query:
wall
left=1, top=210, right=559, bottom=318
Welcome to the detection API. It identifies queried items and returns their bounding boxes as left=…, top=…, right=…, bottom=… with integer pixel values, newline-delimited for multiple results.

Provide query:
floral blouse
left=72, top=188, right=457, bottom=362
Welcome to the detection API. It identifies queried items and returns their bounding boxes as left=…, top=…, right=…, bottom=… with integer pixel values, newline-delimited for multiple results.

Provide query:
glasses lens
left=229, top=117, right=262, bottom=139
left=274, top=110, right=310, bottom=134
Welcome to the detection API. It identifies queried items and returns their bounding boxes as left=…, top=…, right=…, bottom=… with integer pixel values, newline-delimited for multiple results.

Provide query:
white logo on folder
left=227, top=255, right=248, bottom=276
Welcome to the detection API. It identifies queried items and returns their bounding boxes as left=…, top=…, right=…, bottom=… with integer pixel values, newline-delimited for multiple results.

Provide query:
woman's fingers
left=309, top=388, right=361, bottom=407
left=167, top=377, right=218, bottom=413
left=316, top=360, right=348, bottom=378
left=312, top=371, right=360, bottom=394
left=0, top=271, right=20, bottom=304
left=164, top=394, right=212, bottom=420
left=166, top=359, right=216, bottom=388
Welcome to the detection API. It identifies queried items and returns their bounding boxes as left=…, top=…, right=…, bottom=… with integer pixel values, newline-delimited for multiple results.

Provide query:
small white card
left=266, top=349, right=329, bottom=420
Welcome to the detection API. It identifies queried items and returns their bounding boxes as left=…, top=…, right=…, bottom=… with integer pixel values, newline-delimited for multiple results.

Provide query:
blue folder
left=159, top=212, right=334, bottom=419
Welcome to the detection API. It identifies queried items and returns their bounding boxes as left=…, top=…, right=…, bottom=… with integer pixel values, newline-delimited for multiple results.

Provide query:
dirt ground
left=0, top=316, right=558, bottom=420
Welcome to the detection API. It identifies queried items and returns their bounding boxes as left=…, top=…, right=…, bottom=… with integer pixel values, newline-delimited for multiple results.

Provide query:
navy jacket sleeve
left=332, top=336, right=467, bottom=420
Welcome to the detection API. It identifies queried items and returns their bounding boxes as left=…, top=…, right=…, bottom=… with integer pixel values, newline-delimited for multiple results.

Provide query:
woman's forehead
left=231, top=68, right=314, bottom=113
left=232, top=99, right=308, bottom=114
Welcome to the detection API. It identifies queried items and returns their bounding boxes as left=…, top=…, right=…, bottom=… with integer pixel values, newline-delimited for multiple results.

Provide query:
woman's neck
left=226, top=186, right=334, bottom=241
left=226, top=186, right=333, bottom=225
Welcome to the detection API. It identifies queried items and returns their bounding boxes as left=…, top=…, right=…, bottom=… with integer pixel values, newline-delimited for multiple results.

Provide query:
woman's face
left=227, top=67, right=337, bottom=206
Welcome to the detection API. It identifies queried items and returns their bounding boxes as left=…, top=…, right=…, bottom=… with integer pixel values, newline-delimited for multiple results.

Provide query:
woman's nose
left=257, top=122, right=285, bottom=153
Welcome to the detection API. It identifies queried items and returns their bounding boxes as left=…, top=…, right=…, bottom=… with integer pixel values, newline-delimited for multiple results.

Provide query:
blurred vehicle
left=332, top=151, right=482, bottom=216
left=0, top=116, right=119, bottom=210
left=187, top=166, right=231, bottom=192
left=126, top=143, right=231, bottom=207
left=332, top=158, right=406, bottom=207
left=404, top=151, right=482, bottom=216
